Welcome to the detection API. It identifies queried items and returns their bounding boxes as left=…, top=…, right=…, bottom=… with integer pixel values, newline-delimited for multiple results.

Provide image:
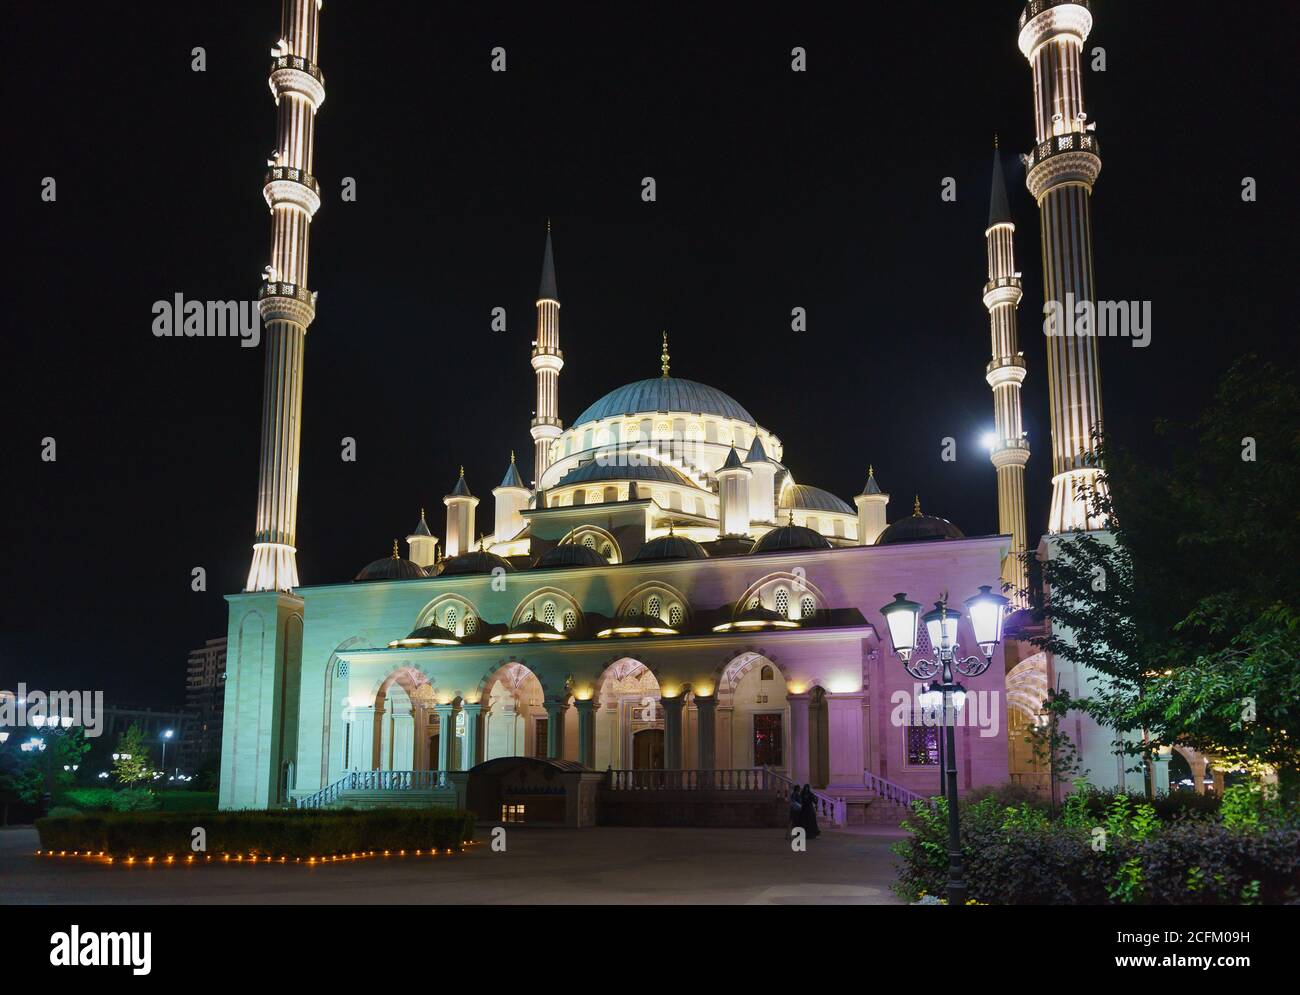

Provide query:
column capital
left=659, top=695, right=685, bottom=715
left=693, top=693, right=717, bottom=713
left=573, top=697, right=598, bottom=715
left=460, top=701, right=483, bottom=716
left=432, top=702, right=456, bottom=717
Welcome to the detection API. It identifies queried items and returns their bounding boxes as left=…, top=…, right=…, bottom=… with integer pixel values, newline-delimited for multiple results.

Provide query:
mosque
left=221, top=0, right=1138, bottom=819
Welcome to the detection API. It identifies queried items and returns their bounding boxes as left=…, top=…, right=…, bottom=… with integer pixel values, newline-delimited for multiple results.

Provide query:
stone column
left=433, top=703, right=455, bottom=778
left=1152, top=748, right=1171, bottom=796
left=662, top=696, right=684, bottom=770
left=574, top=698, right=597, bottom=768
left=826, top=691, right=866, bottom=789
left=461, top=702, right=483, bottom=771
left=695, top=694, right=717, bottom=773
left=544, top=699, right=569, bottom=759
left=348, top=706, right=374, bottom=771
left=1192, top=756, right=1208, bottom=795
left=391, top=705, right=414, bottom=771
left=787, top=693, right=810, bottom=783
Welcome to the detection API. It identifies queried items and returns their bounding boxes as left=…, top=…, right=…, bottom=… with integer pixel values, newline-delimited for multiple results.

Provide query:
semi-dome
left=439, top=549, right=516, bottom=575
left=749, top=523, right=832, bottom=555
left=388, top=622, right=460, bottom=648
left=572, top=377, right=755, bottom=428
left=356, top=543, right=429, bottom=581
left=537, top=543, right=609, bottom=569
left=634, top=532, right=709, bottom=562
left=876, top=499, right=965, bottom=545
left=782, top=483, right=854, bottom=515
left=556, top=460, right=693, bottom=488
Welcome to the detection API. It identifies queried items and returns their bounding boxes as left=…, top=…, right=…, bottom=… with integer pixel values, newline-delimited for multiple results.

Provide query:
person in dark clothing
left=788, top=784, right=803, bottom=837
left=800, top=784, right=821, bottom=839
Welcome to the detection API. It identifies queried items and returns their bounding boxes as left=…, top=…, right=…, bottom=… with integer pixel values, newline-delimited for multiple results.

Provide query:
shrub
left=60, top=787, right=118, bottom=812
left=893, top=794, right=1300, bottom=904
left=35, top=807, right=476, bottom=859
left=155, top=791, right=218, bottom=813
left=109, top=788, right=160, bottom=812
left=45, top=806, right=81, bottom=819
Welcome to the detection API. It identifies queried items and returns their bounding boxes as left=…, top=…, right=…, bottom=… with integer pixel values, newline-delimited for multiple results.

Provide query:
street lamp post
left=160, top=729, right=174, bottom=778
left=880, top=585, right=1009, bottom=906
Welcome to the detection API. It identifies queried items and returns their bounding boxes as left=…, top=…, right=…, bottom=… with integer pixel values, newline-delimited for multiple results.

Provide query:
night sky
left=3, top=1, right=1294, bottom=707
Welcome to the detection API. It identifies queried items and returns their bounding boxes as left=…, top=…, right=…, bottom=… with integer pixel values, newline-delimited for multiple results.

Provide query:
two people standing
left=787, top=783, right=821, bottom=840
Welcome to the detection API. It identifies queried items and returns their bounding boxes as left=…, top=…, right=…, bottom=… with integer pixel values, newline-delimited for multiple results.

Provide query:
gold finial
left=994, top=133, right=999, bottom=150
left=391, top=539, right=400, bottom=559
left=478, top=532, right=487, bottom=551
left=913, top=495, right=922, bottom=517
left=510, top=450, right=516, bottom=464
left=546, top=217, right=551, bottom=233
left=420, top=506, right=426, bottom=521
left=660, top=331, right=670, bottom=378
left=668, top=520, right=676, bottom=536
left=459, top=465, right=465, bottom=478
left=868, top=464, right=875, bottom=478
left=788, top=508, right=795, bottom=526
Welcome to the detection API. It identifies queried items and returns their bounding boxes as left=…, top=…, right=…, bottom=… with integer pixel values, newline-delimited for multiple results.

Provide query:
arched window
left=646, top=595, right=662, bottom=620
left=464, top=614, right=478, bottom=636
left=562, top=610, right=577, bottom=631
left=573, top=490, right=586, bottom=505
left=774, top=588, right=789, bottom=618
left=444, top=605, right=458, bottom=631
left=833, top=519, right=845, bottom=538
left=601, top=543, right=613, bottom=559
left=522, top=607, right=534, bottom=623
left=760, top=664, right=774, bottom=681
left=800, top=596, right=816, bottom=620
left=807, top=516, right=820, bottom=533
left=543, top=602, right=557, bottom=628
left=583, top=535, right=596, bottom=549
left=747, top=596, right=761, bottom=610
left=604, top=486, right=618, bottom=503
left=668, top=604, right=684, bottom=627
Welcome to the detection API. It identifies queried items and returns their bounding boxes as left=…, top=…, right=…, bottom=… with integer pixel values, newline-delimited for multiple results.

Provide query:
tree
left=111, top=724, right=151, bottom=787
left=1025, top=687, right=1089, bottom=816
left=1035, top=358, right=1300, bottom=803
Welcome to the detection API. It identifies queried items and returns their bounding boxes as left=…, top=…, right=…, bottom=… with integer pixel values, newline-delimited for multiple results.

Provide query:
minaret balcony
left=268, top=55, right=326, bottom=109
left=530, top=348, right=564, bottom=374
left=986, top=355, right=1028, bottom=389
left=982, top=276, right=1023, bottom=310
left=258, top=281, right=317, bottom=326
left=263, top=167, right=322, bottom=217
left=1019, top=0, right=1092, bottom=56
left=991, top=439, right=1032, bottom=470
left=1024, top=132, right=1101, bottom=199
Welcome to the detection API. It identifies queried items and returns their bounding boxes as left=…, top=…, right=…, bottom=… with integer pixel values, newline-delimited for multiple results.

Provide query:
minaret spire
left=1019, top=0, right=1107, bottom=533
left=530, top=225, right=563, bottom=489
left=983, top=144, right=1031, bottom=605
left=244, top=0, right=326, bottom=592
left=660, top=331, right=670, bottom=378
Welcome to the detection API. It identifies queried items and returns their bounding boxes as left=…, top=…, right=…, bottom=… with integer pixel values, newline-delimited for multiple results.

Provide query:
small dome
left=782, top=483, right=854, bottom=515
left=538, top=543, right=609, bottom=569
left=876, top=513, right=965, bottom=545
left=556, top=460, right=693, bottom=488
left=634, top=533, right=709, bottom=562
left=490, top=618, right=567, bottom=643
left=749, top=524, right=832, bottom=555
left=355, top=544, right=429, bottom=582
left=388, top=622, right=460, bottom=648
left=439, top=549, right=516, bottom=575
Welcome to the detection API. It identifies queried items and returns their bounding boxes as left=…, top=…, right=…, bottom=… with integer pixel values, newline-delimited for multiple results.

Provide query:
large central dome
left=572, top=377, right=755, bottom=428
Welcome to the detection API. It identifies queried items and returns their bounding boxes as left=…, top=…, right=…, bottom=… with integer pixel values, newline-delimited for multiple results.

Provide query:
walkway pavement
left=1, top=823, right=904, bottom=905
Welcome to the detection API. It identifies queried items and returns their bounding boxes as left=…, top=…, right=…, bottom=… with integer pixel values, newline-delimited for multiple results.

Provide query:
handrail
left=765, top=768, right=846, bottom=827
left=863, top=771, right=934, bottom=810
left=605, top=768, right=774, bottom=792
left=294, top=769, right=449, bottom=809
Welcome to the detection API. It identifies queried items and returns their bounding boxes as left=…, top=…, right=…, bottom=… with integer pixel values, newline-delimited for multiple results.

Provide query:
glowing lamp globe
left=922, top=603, right=961, bottom=652
left=880, top=593, right=921, bottom=659
left=964, top=585, right=1011, bottom=657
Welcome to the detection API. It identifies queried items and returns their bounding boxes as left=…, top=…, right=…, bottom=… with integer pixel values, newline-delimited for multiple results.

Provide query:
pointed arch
left=511, top=586, right=583, bottom=629
left=733, top=571, right=829, bottom=621
left=558, top=524, right=622, bottom=563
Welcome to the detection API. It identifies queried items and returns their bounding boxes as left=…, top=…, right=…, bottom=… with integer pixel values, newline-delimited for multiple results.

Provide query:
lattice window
left=601, top=543, right=613, bottom=559
left=562, top=610, right=577, bottom=631
left=336, top=660, right=349, bottom=678
left=747, top=596, right=761, bottom=610
left=583, top=535, right=595, bottom=548
left=444, top=606, right=457, bottom=631
left=774, top=588, right=789, bottom=617
left=906, top=726, right=940, bottom=766
left=668, top=604, right=683, bottom=627
left=463, top=614, right=478, bottom=636
left=760, top=664, right=774, bottom=682
left=646, top=595, right=662, bottom=620
left=543, top=602, right=557, bottom=627
left=800, top=596, right=816, bottom=620
left=522, top=607, right=534, bottom=623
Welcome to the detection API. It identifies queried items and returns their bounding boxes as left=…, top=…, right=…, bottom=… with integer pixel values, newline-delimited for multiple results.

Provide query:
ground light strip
left=36, top=841, right=480, bottom=867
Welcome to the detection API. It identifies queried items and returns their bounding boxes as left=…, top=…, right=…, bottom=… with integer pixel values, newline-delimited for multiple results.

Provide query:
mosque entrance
left=632, top=728, right=664, bottom=770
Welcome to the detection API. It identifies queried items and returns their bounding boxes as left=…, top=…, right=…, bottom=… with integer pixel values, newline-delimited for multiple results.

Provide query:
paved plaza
left=0, top=824, right=905, bottom=905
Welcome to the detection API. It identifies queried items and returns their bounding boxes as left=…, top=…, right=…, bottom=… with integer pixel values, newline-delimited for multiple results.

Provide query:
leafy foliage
left=110, top=724, right=151, bottom=787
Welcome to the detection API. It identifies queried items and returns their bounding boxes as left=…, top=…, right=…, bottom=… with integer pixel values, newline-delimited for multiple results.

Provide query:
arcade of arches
left=351, top=654, right=833, bottom=788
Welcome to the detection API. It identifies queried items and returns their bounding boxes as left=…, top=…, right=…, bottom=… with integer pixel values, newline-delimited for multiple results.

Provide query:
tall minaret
left=984, top=141, right=1031, bottom=605
left=530, top=224, right=562, bottom=488
left=1018, top=0, right=1107, bottom=534
left=245, top=0, right=326, bottom=592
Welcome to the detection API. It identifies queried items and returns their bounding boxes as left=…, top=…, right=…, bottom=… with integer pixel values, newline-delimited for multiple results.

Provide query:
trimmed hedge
left=35, top=807, right=476, bottom=859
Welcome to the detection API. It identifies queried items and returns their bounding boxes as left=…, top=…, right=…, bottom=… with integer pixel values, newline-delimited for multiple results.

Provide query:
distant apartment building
left=180, top=637, right=227, bottom=773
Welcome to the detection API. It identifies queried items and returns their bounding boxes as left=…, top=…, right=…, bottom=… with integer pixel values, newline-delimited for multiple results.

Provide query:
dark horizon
left=3, top=1, right=1295, bottom=708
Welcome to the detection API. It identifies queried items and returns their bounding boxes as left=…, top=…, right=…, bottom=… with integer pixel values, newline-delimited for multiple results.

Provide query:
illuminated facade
left=1020, top=0, right=1107, bottom=534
